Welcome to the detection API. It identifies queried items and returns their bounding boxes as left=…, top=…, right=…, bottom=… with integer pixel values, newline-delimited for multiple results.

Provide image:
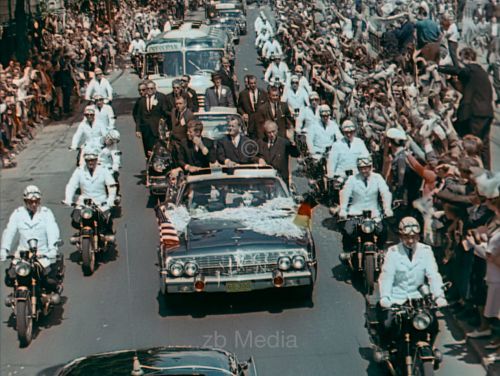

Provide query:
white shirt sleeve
left=1, top=209, right=20, bottom=252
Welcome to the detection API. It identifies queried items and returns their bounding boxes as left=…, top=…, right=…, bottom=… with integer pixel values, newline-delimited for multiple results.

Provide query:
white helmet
left=83, top=145, right=99, bottom=160
left=23, top=185, right=42, bottom=200
left=319, top=104, right=331, bottom=116
left=106, top=129, right=120, bottom=143
left=399, top=216, right=421, bottom=235
left=84, top=105, right=95, bottom=115
left=341, top=120, right=356, bottom=132
left=386, top=127, right=407, bottom=142
left=357, top=155, right=372, bottom=168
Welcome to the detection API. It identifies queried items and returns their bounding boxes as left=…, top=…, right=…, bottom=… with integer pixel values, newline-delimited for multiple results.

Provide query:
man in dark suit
left=178, top=120, right=216, bottom=173
left=438, top=47, right=494, bottom=168
left=181, top=75, right=199, bottom=112
left=238, top=75, right=269, bottom=140
left=205, top=73, right=235, bottom=110
left=217, top=116, right=256, bottom=166
left=256, top=86, right=293, bottom=140
left=256, top=120, right=299, bottom=186
left=217, top=56, right=238, bottom=104
left=135, top=81, right=169, bottom=157
left=133, top=81, right=147, bottom=130
left=165, top=80, right=195, bottom=124
left=170, top=96, right=195, bottom=143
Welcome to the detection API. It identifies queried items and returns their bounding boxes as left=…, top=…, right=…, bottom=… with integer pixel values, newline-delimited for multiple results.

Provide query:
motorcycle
left=131, top=52, right=143, bottom=78
left=69, top=199, right=114, bottom=276
left=338, top=210, right=384, bottom=295
left=4, top=239, right=63, bottom=347
left=367, top=285, right=444, bottom=376
left=146, top=124, right=178, bottom=200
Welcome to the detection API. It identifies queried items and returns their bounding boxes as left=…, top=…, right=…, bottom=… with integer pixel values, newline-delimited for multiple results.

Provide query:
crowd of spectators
left=265, top=0, right=500, bottom=362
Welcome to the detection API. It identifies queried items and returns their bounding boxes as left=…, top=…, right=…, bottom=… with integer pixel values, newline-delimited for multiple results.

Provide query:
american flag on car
left=155, top=204, right=180, bottom=249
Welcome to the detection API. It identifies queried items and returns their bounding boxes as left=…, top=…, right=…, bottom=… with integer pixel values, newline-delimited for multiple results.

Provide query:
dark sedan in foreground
left=57, top=346, right=257, bottom=375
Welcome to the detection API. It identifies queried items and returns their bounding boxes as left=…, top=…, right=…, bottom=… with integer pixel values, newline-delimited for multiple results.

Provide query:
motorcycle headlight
left=81, top=208, right=94, bottom=220
left=292, top=255, right=306, bottom=269
left=15, top=261, right=31, bottom=277
left=277, top=256, right=291, bottom=271
left=413, top=312, right=432, bottom=330
left=153, top=159, right=165, bottom=173
left=361, top=220, right=375, bottom=234
left=169, top=262, right=184, bottom=277
left=184, top=261, right=199, bottom=277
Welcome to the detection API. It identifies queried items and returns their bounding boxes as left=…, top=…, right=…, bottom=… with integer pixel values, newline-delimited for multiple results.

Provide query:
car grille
left=175, top=249, right=308, bottom=276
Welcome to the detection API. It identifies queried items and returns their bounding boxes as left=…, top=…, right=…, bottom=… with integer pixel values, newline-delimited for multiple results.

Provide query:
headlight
left=361, top=220, right=375, bottom=234
left=153, top=159, right=165, bottom=173
left=184, top=261, right=199, bottom=277
left=277, top=256, right=291, bottom=271
left=15, top=262, right=31, bottom=277
left=169, top=262, right=184, bottom=277
left=292, top=255, right=306, bottom=269
left=413, top=312, right=432, bottom=330
left=81, top=208, right=93, bottom=220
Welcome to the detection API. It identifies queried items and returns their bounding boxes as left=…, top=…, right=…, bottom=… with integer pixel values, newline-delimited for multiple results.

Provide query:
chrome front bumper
left=163, top=270, right=313, bottom=293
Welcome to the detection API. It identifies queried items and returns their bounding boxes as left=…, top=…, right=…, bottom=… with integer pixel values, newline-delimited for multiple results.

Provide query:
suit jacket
left=170, top=108, right=195, bottom=142
left=186, top=87, right=200, bottom=112
left=217, top=68, right=237, bottom=102
left=256, top=101, right=293, bottom=139
left=216, top=135, right=256, bottom=165
left=136, top=92, right=169, bottom=137
left=238, top=88, right=269, bottom=139
left=165, top=92, right=195, bottom=122
left=205, top=85, right=235, bottom=110
left=438, top=63, right=493, bottom=121
left=256, top=136, right=299, bottom=185
left=178, top=137, right=216, bottom=168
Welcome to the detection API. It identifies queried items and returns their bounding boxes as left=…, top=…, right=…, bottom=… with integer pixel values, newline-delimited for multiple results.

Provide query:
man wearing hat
left=294, top=65, right=312, bottom=94
left=262, top=36, right=283, bottom=61
left=282, top=75, right=309, bottom=114
left=204, top=73, right=234, bottom=111
left=306, top=104, right=342, bottom=156
left=92, top=94, right=116, bottom=131
left=296, top=91, right=321, bottom=132
left=326, top=120, right=369, bottom=178
left=264, top=54, right=289, bottom=85
left=85, top=68, right=113, bottom=103
left=70, top=106, right=108, bottom=153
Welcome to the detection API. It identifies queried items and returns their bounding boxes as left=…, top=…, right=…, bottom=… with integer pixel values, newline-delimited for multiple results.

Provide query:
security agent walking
left=377, top=217, right=447, bottom=344
left=1, top=186, right=64, bottom=295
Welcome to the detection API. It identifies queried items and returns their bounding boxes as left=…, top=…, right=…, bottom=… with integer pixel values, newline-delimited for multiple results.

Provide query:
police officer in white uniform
left=282, top=75, right=310, bottom=114
left=70, top=106, right=108, bottom=162
left=326, top=120, right=369, bottom=178
left=63, top=146, right=117, bottom=238
left=1, top=186, right=63, bottom=295
left=339, top=155, right=393, bottom=251
left=295, top=91, right=321, bottom=132
left=306, top=105, right=342, bottom=156
left=264, top=54, right=289, bottom=85
left=377, top=217, right=447, bottom=345
left=85, top=68, right=113, bottom=103
left=92, top=94, right=116, bottom=131
left=128, top=32, right=146, bottom=54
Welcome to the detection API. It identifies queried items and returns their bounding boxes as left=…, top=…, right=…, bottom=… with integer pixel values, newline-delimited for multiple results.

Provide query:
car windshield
left=194, top=113, right=241, bottom=140
left=185, top=50, right=223, bottom=74
left=219, top=11, right=241, bottom=18
left=182, top=177, right=288, bottom=213
left=145, top=52, right=184, bottom=76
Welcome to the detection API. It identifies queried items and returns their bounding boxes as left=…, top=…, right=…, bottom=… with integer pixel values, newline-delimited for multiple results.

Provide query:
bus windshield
left=145, top=52, right=184, bottom=77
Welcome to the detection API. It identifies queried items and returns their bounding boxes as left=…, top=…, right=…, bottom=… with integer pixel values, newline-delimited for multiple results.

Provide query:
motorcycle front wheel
left=81, top=237, right=96, bottom=276
left=16, top=299, right=33, bottom=347
left=364, top=254, right=376, bottom=295
left=414, top=359, right=434, bottom=376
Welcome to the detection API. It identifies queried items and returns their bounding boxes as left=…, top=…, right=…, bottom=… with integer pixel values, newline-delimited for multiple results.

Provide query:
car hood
left=185, top=217, right=308, bottom=252
left=57, top=347, right=239, bottom=375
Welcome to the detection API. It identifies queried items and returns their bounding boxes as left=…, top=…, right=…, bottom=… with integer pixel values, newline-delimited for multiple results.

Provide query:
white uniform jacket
left=262, top=40, right=283, bottom=59
left=339, top=172, right=392, bottom=218
left=306, top=119, right=342, bottom=155
left=71, top=120, right=108, bottom=150
left=379, top=242, right=445, bottom=305
left=128, top=39, right=146, bottom=53
left=326, top=137, right=369, bottom=177
left=93, top=104, right=116, bottom=130
left=264, top=62, right=289, bottom=84
left=282, top=86, right=310, bottom=112
left=64, top=165, right=117, bottom=207
left=296, top=106, right=320, bottom=132
left=1, top=206, right=60, bottom=264
left=98, top=145, right=121, bottom=172
left=85, top=77, right=113, bottom=101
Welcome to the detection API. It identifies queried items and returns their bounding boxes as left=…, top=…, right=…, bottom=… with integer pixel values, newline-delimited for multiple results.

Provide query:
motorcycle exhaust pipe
left=272, top=270, right=285, bottom=287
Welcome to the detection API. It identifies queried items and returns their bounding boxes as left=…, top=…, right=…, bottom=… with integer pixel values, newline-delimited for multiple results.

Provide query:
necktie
left=217, top=88, right=221, bottom=101
left=268, top=140, right=273, bottom=149
left=405, top=246, right=413, bottom=261
left=147, top=96, right=151, bottom=111
left=251, top=91, right=256, bottom=112
left=176, top=111, right=181, bottom=124
left=232, top=138, right=238, bottom=148
left=363, top=177, right=368, bottom=187
left=273, top=103, right=278, bottom=119
left=346, top=139, right=351, bottom=148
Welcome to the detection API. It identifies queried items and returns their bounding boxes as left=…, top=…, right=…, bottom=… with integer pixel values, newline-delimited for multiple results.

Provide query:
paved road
left=0, top=6, right=487, bottom=376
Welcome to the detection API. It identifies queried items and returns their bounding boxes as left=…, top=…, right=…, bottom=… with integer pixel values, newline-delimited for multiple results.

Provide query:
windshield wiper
left=187, top=60, right=202, bottom=71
